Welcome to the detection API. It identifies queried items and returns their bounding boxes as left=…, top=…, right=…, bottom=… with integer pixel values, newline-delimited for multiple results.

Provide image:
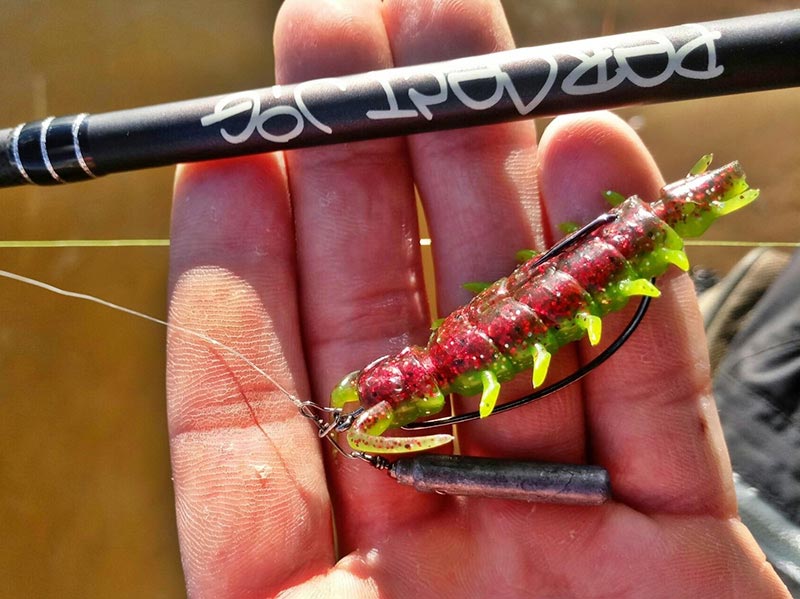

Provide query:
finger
left=382, top=0, right=586, bottom=462
left=274, top=0, right=448, bottom=553
left=167, top=155, right=333, bottom=598
left=537, top=112, right=736, bottom=516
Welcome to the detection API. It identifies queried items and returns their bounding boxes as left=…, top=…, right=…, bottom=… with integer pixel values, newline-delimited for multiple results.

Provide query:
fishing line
left=0, top=268, right=303, bottom=409
left=0, top=239, right=170, bottom=248
left=0, top=239, right=797, bottom=249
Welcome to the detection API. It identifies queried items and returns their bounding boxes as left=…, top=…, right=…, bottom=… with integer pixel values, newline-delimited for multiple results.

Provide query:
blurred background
left=0, top=1, right=797, bottom=597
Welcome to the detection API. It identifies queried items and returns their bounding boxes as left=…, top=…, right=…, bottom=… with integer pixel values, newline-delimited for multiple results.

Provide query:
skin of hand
left=166, top=1, right=790, bottom=597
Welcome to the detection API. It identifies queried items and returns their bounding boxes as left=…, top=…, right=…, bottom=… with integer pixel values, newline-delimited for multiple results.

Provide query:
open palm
left=166, top=1, right=787, bottom=597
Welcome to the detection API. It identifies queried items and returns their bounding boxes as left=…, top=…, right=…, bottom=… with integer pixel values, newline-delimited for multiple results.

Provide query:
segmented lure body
left=331, top=158, right=758, bottom=454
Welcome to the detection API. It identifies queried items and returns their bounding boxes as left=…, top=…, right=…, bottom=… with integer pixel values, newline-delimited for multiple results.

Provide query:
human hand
left=166, top=1, right=788, bottom=597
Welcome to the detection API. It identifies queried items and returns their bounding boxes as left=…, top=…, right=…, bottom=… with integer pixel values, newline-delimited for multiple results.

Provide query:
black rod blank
left=1, top=10, right=798, bottom=188
left=390, top=455, right=611, bottom=505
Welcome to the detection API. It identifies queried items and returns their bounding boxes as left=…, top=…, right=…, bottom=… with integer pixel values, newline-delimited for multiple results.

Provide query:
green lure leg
left=714, top=189, right=759, bottom=216
left=558, top=221, right=580, bottom=235
left=689, top=154, right=713, bottom=175
left=479, top=370, right=501, bottom=418
left=575, top=312, right=602, bottom=346
left=659, top=248, right=690, bottom=272
left=618, top=278, right=661, bottom=298
left=462, top=281, right=493, bottom=294
left=516, top=249, right=539, bottom=262
left=532, top=343, right=551, bottom=388
left=603, top=190, right=627, bottom=207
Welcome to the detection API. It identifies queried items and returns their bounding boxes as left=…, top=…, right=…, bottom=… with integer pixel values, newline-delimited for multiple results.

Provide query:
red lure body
left=331, top=159, right=757, bottom=454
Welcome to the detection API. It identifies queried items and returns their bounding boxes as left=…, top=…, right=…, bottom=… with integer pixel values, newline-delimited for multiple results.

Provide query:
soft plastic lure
left=330, top=156, right=758, bottom=454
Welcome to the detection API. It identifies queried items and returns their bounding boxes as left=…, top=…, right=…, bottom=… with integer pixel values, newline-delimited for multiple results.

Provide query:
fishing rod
left=1, top=10, right=798, bottom=188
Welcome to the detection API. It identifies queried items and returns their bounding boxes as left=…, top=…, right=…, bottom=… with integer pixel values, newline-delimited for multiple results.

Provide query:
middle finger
left=382, top=0, right=586, bottom=463
left=274, top=0, right=448, bottom=553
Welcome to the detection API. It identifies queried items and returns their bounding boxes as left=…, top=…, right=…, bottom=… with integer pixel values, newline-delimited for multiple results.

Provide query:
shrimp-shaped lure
left=331, top=157, right=758, bottom=454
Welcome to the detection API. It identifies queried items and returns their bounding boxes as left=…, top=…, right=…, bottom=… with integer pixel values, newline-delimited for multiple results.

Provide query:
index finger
left=167, top=155, right=334, bottom=597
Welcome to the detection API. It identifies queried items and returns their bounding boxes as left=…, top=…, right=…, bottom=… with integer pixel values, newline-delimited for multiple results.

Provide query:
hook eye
left=298, top=402, right=363, bottom=438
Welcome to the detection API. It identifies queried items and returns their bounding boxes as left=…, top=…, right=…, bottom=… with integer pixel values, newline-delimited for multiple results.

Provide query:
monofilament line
left=0, top=269, right=303, bottom=408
